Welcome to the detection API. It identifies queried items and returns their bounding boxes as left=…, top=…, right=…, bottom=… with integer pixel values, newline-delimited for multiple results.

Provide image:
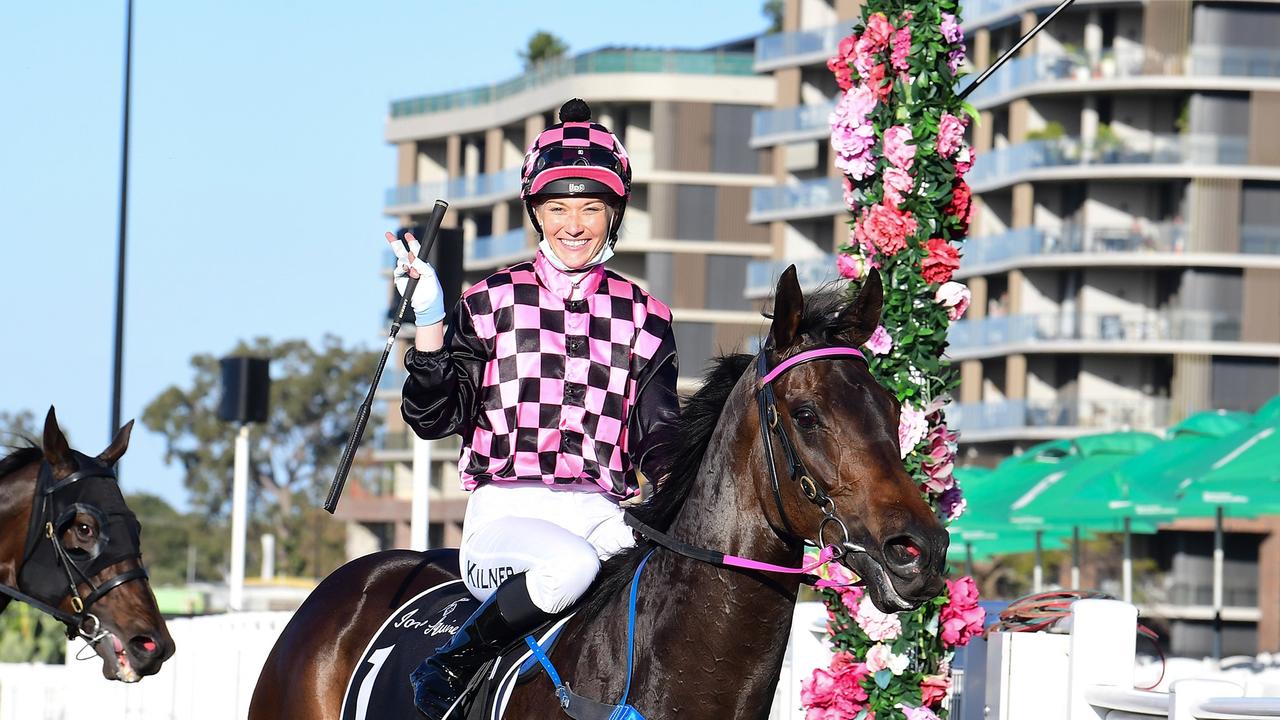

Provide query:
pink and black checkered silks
left=402, top=252, right=678, bottom=500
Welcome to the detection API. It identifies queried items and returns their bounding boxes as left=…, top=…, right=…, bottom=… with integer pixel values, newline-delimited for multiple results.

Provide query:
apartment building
left=339, top=40, right=776, bottom=554
left=749, top=0, right=1280, bottom=655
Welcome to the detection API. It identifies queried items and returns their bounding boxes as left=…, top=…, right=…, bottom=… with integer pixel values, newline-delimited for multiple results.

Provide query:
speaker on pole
left=218, top=357, right=270, bottom=425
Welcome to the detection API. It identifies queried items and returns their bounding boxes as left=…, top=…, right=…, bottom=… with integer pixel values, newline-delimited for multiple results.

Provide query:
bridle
left=625, top=345, right=871, bottom=576
left=756, top=346, right=870, bottom=560
left=2, top=453, right=149, bottom=642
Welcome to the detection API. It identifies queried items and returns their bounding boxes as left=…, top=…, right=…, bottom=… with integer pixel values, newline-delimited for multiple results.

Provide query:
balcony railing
left=745, top=255, right=840, bottom=297
left=1242, top=225, right=1280, bottom=255
left=968, top=135, right=1249, bottom=189
left=949, top=397, right=1172, bottom=434
left=749, top=177, right=845, bottom=221
left=386, top=169, right=521, bottom=209
left=750, top=101, right=836, bottom=146
left=949, top=311, right=1242, bottom=351
left=467, top=228, right=529, bottom=265
left=754, top=23, right=844, bottom=69
left=390, top=49, right=755, bottom=119
left=964, top=45, right=1280, bottom=105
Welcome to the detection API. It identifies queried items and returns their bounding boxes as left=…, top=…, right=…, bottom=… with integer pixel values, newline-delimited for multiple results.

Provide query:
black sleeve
left=401, top=301, right=489, bottom=440
left=630, top=326, right=680, bottom=482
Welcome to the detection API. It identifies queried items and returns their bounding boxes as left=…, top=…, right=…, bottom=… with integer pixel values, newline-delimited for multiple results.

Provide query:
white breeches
left=459, top=483, right=636, bottom=613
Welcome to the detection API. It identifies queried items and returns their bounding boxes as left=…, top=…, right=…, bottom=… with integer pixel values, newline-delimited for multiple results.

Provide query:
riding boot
left=410, top=573, right=554, bottom=720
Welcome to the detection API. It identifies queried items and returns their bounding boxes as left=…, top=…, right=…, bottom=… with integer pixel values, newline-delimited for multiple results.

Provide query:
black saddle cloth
left=338, top=549, right=568, bottom=720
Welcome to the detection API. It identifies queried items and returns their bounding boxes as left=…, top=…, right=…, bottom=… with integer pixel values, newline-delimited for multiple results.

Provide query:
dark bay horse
left=0, top=407, right=174, bottom=681
left=249, top=267, right=948, bottom=719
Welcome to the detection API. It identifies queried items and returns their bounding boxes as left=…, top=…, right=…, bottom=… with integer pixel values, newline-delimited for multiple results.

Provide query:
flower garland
left=804, top=2, right=985, bottom=718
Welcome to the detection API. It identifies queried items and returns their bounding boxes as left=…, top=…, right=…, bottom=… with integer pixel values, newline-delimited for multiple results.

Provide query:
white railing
left=988, top=599, right=1280, bottom=720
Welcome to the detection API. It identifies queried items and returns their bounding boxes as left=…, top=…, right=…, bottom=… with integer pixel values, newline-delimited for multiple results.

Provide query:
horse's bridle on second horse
left=755, top=346, right=869, bottom=560
left=1, top=451, right=149, bottom=642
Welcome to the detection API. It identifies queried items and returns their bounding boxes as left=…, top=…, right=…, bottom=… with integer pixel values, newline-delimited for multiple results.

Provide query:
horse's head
left=755, top=267, right=948, bottom=613
left=29, top=408, right=175, bottom=681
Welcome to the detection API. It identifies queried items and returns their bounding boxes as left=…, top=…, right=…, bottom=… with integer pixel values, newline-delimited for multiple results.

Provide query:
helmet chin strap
left=538, top=237, right=615, bottom=273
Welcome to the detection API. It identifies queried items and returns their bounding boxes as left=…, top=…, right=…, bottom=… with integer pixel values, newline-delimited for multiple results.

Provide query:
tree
left=127, top=492, right=230, bottom=586
left=0, top=408, right=37, bottom=446
left=762, top=0, right=784, bottom=32
left=142, top=336, right=379, bottom=579
left=519, top=31, right=568, bottom=69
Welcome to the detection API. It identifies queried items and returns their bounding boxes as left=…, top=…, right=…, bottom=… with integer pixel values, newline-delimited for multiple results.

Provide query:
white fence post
left=1067, top=599, right=1137, bottom=720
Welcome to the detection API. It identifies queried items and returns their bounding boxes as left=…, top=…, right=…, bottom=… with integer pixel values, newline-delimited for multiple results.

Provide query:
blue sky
left=1, top=1, right=770, bottom=510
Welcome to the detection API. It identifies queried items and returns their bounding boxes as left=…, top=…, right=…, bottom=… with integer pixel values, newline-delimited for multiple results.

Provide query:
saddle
left=337, top=550, right=571, bottom=720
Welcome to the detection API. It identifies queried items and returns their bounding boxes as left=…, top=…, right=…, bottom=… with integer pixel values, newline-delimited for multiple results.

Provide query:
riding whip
left=958, top=0, right=1075, bottom=101
left=324, top=199, right=448, bottom=514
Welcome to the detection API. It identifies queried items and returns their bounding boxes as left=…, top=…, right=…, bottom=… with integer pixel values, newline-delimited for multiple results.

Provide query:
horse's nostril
left=885, top=536, right=925, bottom=568
left=130, top=636, right=159, bottom=657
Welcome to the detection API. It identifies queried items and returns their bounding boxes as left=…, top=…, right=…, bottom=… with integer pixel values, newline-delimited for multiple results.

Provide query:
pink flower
left=890, top=24, right=912, bottom=72
left=883, top=125, right=916, bottom=170
left=842, top=175, right=859, bottom=208
left=802, top=652, right=870, bottom=718
left=922, top=459, right=955, bottom=495
left=922, top=238, right=961, bottom=284
left=935, top=281, right=971, bottom=320
left=940, top=13, right=963, bottom=44
left=855, top=595, right=903, bottom=641
left=954, top=146, right=974, bottom=176
left=940, top=576, right=985, bottom=647
left=830, top=85, right=878, bottom=180
left=864, top=325, right=893, bottom=356
left=864, top=13, right=893, bottom=50
left=865, top=643, right=907, bottom=674
left=921, top=673, right=951, bottom=707
left=827, top=34, right=858, bottom=90
left=837, top=253, right=867, bottom=280
left=898, top=404, right=928, bottom=457
left=854, top=202, right=918, bottom=256
left=936, top=113, right=967, bottom=158
left=882, top=166, right=913, bottom=209
left=863, top=62, right=891, bottom=102
left=901, top=706, right=942, bottom=720
left=948, top=48, right=967, bottom=74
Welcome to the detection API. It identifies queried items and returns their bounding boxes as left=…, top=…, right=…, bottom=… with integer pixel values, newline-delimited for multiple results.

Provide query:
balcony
left=745, top=255, right=841, bottom=298
left=386, top=169, right=521, bottom=213
left=390, top=49, right=755, bottom=119
left=967, top=135, right=1249, bottom=191
left=949, top=397, right=1172, bottom=437
left=949, top=311, right=1242, bottom=357
left=1242, top=225, right=1280, bottom=255
left=465, top=228, right=529, bottom=270
left=375, top=367, right=407, bottom=400
left=964, top=45, right=1280, bottom=107
left=748, top=177, right=845, bottom=223
left=750, top=101, right=836, bottom=148
left=754, top=23, right=845, bottom=72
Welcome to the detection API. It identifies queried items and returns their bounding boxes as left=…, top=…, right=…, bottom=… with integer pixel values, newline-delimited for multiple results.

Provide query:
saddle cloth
left=338, top=559, right=571, bottom=720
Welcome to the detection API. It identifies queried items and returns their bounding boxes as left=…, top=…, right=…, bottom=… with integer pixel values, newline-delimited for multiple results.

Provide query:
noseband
left=2, top=453, right=149, bottom=641
left=757, top=347, right=868, bottom=558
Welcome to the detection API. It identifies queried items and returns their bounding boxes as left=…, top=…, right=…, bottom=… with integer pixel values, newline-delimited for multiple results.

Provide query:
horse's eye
left=792, top=407, right=819, bottom=430
left=75, top=523, right=95, bottom=541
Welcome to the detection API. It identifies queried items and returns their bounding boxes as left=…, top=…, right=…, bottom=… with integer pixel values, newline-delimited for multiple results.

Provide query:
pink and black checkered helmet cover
left=520, top=100, right=631, bottom=201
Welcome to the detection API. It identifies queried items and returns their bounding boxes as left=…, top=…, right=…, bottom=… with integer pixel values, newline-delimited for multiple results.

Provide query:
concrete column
left=1171, top=353, right=1211, bottom=423
left=1012, top=184, right=1035, bottom=229
left=974, top=28, right=991, bottom=69
left=1008, top=269, right=1025, bottom=312
left=975, top=110, right=995, bottom=154
left=492, top=202, right=510, bottom=236
left=1007, top=354, right=1028, bottom=400
left=484, top=127, right=503, bottom=174
left=960, top=361, right=983, bottom=404
left=1009, top=99, right=1031, bottom=143
left=1020, top=12, right=1039, bottom=55
left=445, top=135, right=461, bottom=178
left=1258, top=518, right=1280, bottom=652
left=968, top=275, right=989, bottom=320
left=463, top=138, right=481, bottom=178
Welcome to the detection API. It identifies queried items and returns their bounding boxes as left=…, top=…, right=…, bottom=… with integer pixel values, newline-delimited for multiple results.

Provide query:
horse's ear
left=98, top=419, right=134, bottom=467
left=836, top=268, right=884, bottom=348
left=767, top=265, right=804, bottom=352
left=42, top=407, right=74, bottom=473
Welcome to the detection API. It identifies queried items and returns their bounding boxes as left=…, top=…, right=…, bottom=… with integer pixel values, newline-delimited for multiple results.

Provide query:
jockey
left=389, top=98, right=680, bottom=719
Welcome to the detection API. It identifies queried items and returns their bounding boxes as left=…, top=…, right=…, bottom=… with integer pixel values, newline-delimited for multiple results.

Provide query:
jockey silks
left=402, top=249, right=678, bottom=499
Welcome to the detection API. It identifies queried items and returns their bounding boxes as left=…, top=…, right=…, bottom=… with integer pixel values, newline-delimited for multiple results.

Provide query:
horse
left=249, top=267, right=949, bottom=719
left=0, top=407, right=175, bottom=681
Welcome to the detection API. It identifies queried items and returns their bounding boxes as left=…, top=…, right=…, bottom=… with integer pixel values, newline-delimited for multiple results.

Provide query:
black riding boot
left=411, top=573, right=553, bottom=719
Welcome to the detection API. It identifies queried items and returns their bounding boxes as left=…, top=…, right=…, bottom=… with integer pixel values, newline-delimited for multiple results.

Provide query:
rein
left=1, top=456, right=148, bottom=641
left=624, top=346, right=870, bottom=580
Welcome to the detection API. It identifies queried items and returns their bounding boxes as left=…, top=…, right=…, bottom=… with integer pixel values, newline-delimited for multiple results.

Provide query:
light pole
left=218, top=356, right=270, bottom=612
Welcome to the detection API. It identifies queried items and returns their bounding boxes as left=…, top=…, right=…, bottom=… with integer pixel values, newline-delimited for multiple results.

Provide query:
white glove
left=386, top=231, right=445, bottom=326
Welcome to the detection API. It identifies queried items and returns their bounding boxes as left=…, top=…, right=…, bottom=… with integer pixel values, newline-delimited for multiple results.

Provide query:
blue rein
left=524, top=548, right=655, bottom=720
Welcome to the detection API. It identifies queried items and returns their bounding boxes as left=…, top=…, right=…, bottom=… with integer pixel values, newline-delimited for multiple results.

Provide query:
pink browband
left=759, top=347, right=866, bottom=386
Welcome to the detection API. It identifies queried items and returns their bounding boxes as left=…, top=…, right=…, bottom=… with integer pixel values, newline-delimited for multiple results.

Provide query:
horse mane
left=0, top=443, right=40, bottom=481
left=579, top=287, right=857, bottom=618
